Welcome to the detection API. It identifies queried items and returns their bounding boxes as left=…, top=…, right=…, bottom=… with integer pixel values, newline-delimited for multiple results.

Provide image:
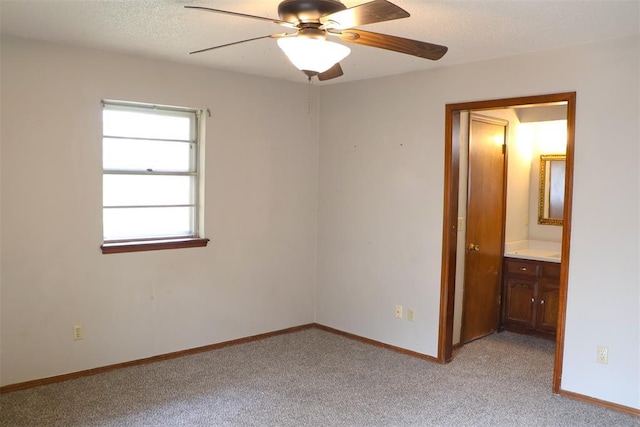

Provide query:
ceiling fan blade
left=185, top=6, right=296, bottom=28
left=318, top=63, right=344, bottom=81
left=338, top=29, right=448, bottom=60
left=321, top=0, right=409, bottom=30
left=189, top=34, right=288, bottom=55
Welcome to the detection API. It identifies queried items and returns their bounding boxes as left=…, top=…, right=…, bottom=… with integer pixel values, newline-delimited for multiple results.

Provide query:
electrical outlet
left=395, top=305, right=403, bottom=319
left=407, top=308, right=415, bottom=321
left=457, top=217, right=464, bottom=230
left=73, top=324, right=84, bottom=341
left=596, top=346, right=608, bottom=364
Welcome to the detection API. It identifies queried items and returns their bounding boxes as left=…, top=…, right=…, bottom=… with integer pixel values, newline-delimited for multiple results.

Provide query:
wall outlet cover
left=596, top=346, right=608, bottom=364
left=73, top=324, right=84, bottom=341
left=395, top=305, right=403, bottom=319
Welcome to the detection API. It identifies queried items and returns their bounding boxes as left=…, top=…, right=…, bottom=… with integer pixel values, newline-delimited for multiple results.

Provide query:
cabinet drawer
left=541, top=262, right=561, bottom=279
left=505, top=259, right=538, bottom=277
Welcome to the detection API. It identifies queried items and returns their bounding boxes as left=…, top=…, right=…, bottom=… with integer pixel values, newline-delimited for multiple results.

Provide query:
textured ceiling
left=1, top=0, right=638, bottom=84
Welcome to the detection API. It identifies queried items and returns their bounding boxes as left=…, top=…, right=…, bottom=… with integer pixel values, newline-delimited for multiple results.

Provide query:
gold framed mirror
left=538, top=154, right=565, bottom=225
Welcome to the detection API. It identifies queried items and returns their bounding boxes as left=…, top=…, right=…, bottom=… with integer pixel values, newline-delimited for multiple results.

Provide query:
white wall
left=317, top=71, right=447, bottom=354
left=0, top=37, right=319, bottom=386
left=318, top=35, right=639, bottom=409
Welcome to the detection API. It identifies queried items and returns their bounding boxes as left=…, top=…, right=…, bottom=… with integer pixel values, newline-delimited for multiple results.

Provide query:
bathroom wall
left=491, top=109, right=529, bottom=244
left=525, top=120, right=567, bottom=242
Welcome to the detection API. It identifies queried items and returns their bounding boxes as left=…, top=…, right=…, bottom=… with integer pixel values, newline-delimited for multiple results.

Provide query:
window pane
left=104, top=175, right=194, bottom=207
left=103, top=138, right=194, bottom=172
left=103, top=207, right=195, bottom=241
left=103, top=108, right=193, bottom=141
left=101, top=101, right=202, bottom=244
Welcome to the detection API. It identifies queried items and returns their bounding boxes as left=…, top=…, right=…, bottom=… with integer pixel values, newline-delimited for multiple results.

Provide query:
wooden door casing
left=440, top=92, right=576, bottom=395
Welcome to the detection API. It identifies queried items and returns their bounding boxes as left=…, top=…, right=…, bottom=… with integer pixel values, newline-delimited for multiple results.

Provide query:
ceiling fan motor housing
left=278, top=0, right=346, bottom=23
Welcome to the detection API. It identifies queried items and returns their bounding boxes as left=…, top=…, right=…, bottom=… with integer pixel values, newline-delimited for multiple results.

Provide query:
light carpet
left=1, top=329, right=637, bottom=426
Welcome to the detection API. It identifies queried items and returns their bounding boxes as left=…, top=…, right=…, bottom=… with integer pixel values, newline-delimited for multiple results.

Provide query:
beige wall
left=0, top=36, right=319, bottom=386
left=318, top=35, right=639, bottom=409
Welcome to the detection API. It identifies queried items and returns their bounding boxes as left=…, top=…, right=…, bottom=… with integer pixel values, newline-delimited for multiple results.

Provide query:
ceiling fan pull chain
left=308, top=77, right=312, bottom=115
left=307, top=77, right=314, bottom=134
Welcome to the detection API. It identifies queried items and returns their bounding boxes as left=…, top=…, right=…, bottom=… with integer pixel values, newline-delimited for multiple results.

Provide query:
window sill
left=101, top=238, right=209, bottom=254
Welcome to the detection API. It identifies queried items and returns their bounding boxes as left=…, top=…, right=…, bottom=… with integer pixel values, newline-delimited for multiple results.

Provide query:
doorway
left=437, top=93, right=576, bottom=394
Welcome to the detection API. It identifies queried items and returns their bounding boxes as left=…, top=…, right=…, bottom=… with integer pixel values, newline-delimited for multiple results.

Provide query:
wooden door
left=460, top=114, right=507, bottom=343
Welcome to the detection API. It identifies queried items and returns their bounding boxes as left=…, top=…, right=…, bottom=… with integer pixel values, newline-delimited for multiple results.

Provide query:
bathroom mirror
left=538, top=154, right=565, bottom=225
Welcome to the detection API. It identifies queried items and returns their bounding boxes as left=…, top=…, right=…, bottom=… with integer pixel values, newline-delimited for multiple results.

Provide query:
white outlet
left=596, top=346, right=608, bottom=364
left=73, top=324, right=84, bottom=341
left=407, top=308, right=415, bottom=321
left=457, top=217, right=464, bottom=230
left=395, top=305, right=403, bottom=319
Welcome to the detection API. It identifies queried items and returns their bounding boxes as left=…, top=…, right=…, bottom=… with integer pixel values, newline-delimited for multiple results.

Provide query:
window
left=101, top=101, right=208, bottom=254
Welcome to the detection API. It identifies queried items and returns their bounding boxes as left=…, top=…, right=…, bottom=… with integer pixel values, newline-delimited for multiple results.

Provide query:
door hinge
left=501, top=143, right=506, bottom=155
left=497, top=295, right=502, bottom=305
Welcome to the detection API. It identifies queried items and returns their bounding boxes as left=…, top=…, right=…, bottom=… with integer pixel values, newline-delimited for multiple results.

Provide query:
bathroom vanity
left=502, top=240, right=561, bottom=339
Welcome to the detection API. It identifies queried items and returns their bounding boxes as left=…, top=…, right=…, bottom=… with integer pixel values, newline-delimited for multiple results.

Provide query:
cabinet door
left=505, top=279, right=536, bottom=329
left=537, top=280, right=560, bottom=334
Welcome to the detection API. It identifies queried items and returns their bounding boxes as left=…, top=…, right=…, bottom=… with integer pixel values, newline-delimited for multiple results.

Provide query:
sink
left=504, top=240, right=562, bottom=263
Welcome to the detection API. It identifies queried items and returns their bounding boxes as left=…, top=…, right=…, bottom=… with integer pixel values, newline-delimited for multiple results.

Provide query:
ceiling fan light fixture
left=277, top=37, right=350, bottom=74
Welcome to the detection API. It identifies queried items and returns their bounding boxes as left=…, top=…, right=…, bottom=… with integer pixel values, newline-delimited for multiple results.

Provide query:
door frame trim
left=437, top=92, right=576, bottom=394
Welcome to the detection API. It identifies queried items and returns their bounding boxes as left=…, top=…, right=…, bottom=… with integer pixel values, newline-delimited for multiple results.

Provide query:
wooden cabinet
left=502, top=258, right=560, bottom=338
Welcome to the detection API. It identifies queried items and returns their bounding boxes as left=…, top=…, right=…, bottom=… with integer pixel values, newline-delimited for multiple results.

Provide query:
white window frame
left=100, top=100, right=208, bottom=254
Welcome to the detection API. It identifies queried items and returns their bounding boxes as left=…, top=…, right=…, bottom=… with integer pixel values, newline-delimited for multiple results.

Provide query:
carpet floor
left=0, top=328, right=637, bottom=426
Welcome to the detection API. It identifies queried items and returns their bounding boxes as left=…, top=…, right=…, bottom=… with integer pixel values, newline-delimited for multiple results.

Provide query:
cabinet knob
left=531, top=298, right=535, bottom=304
left=519, top=267, right=527, bottom=271
left=540, top=300, right=545, bottom=305
left=467, top=243, right=480, bottom=252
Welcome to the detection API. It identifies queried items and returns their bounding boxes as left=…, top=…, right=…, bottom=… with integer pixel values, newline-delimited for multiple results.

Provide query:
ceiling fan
left=186, top=0, right=448, bottom=81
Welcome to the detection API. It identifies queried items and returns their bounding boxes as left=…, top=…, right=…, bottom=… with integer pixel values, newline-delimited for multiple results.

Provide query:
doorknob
left=467, top=243, right=480, bottom=251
